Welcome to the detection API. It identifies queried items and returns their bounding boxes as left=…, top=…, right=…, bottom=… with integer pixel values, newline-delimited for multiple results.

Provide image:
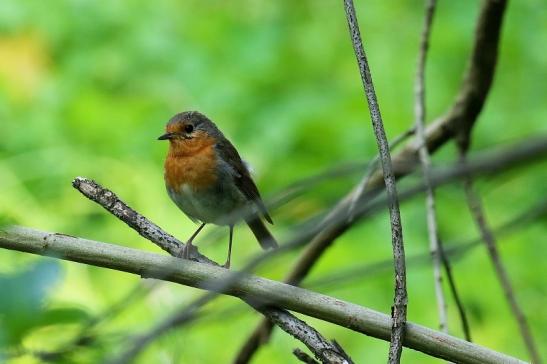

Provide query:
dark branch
left=461, top=156, right=541, bottom=363
left=294, top=349, right=321, bottom=364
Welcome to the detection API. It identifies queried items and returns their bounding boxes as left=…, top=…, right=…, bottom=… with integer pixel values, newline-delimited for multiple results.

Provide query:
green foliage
left=0, top=261, right=88, bottom=349
left=0, top=0, right=546, bottom=363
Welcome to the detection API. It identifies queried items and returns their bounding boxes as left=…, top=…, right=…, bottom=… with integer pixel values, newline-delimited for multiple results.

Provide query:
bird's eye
left=184, top=124, right=194, bottom=133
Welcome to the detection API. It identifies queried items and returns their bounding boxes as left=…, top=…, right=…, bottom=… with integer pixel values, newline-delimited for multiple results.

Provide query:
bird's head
left=158, top=111, right=221, bottom=155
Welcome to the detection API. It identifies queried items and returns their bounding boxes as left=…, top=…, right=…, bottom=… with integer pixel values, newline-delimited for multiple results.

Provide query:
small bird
left=158, top=111, right=277, bottom=268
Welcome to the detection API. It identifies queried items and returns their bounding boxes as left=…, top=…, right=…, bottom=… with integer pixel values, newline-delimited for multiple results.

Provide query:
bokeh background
left=1, top=1, right=546, bottom=363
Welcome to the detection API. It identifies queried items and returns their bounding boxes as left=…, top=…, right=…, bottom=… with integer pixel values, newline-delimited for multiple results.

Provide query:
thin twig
left=0, top=226, right=527, bottom=364
left=461, top=153, right=542, bottom=364
left=342, top=0, right=407, bottom=361
left=438, top=243, right=472, bottom=341
left=414, top=0, right=449, bottom=334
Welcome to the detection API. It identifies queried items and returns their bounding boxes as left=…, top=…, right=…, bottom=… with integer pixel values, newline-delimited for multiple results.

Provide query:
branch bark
left=414, top=0, right=449, bottom=334
left=461, top=176, right=541, bottom=363
left=342, top=1, right=407, bottom=361
left=72, top=178, right=351, bottom=364
left=0, top=226, right=526, bottom=364
left=235, top=0, right=509, bottom=359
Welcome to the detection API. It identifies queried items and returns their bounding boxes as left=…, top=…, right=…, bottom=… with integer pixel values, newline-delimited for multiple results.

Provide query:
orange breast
left=164, top=132, right=218, bottom=191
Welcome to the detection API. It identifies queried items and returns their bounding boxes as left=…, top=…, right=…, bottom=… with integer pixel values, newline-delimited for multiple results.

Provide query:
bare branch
left=8, top=135, right=545, bottom=363
left=71, top=178, right=353, bottom=364
left=342, top=0, right=407, bottom=361
left=307, top=197, right=547, bottom=291
left=414, top=0, right=454, bottom=336
left=0, top=226, right=527, bottom=364
left=253, top=306, right=353, bottom=364
left=450, top=1, right=540, bottom=358
left=235, top=0, right=510, bottom=358
left=438, top=245, right=473, bottom=341
left=461, top=157, right=542, bottom=363
left=72, top=177, right=215, bottom=265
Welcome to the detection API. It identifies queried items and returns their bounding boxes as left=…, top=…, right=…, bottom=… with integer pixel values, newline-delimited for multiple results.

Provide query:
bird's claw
left=179, top=242, right=196, bottom=259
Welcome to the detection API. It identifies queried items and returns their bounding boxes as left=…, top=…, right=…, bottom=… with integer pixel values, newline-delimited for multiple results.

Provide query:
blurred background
left=1, top=0, right=546, bottom=363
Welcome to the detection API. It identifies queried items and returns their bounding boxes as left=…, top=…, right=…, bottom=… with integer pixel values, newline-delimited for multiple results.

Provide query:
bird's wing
left=215, top=139, right=273, bottom=224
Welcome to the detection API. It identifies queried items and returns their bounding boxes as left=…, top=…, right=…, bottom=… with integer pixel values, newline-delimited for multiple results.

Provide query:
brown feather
left=215, top=138, right=273, bottom=224
left=164, top=131, right=218, bottom=192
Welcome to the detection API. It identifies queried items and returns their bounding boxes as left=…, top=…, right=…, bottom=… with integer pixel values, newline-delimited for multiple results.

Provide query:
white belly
left=167, top=183, right=247, bottom=225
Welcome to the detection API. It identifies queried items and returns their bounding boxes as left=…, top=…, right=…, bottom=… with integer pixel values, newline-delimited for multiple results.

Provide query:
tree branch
left=342, top=0, right=407, bottom=361
left=0, top=226, right=526, bottom=364
left=415, top=0, right=471, bottom=341
left=414, top=0, right=449, bottom=334
left=449, top=1, right=540, bottom=359
left=253, top=306, right=353, bottom=364
left=306, top=196, right=547, bottom=292
left=461, top=176, right=541, bottom=363
left=235, top=0, right=509, bottom=359
left=71, top=178, right=352, bottom=364
left=72, top=177, right=215, bottom=265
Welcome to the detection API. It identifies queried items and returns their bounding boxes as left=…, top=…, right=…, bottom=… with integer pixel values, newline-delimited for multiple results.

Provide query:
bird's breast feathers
left=164, top=139, right=218, bottom=192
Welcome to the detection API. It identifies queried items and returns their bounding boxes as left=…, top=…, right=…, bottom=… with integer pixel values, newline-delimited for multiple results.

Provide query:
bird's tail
left=246, top=217, right=278, bottom=250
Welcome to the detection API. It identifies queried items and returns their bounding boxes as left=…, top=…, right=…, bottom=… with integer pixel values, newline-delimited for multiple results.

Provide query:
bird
left=158, top=111, right=277, bottom=268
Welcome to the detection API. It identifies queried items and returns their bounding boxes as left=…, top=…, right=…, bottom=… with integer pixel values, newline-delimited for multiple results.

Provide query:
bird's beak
left=158, top=132, right=174, bottom=140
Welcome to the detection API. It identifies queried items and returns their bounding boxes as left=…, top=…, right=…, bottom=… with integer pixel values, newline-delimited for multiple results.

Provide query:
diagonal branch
left=342, top=0, right=407, bottom=361
left=74, top=129, right=546, bottom=362
left=72, top=177, right=215, bottom=265
left=2, top=136, right=546, bottom=363
left=234, top=0, right=509, bottom=360
left=461, top=175, right=541, bottom=363
left=0, top=226, right=526, bottom=364
left=451, top=2, right=540, bottom=359
left=72, top=178, right=352, bottom=364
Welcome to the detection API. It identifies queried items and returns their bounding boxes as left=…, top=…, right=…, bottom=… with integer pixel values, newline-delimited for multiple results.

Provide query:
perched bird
left=158, top=111, right=277, bottom=268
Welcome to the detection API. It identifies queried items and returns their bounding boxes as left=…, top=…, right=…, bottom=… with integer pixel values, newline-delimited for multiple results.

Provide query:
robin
left=158, top=111, right=277, bottom=268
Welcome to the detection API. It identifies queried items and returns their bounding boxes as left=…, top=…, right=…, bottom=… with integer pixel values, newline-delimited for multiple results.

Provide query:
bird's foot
left=178, top=242, right=197, bottom=260
left=222, top=260, right=231, bottom=269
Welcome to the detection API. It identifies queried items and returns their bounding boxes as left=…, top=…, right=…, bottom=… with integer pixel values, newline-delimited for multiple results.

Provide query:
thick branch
left=72, top=178, right=351, bottom=364
left=0, top=226, right=525, bottom=364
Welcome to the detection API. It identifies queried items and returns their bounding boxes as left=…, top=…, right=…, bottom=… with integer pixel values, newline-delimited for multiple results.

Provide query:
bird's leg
left=181, top=222, right=206, bottom=259
left=223, top=225, right=234, bottom=269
